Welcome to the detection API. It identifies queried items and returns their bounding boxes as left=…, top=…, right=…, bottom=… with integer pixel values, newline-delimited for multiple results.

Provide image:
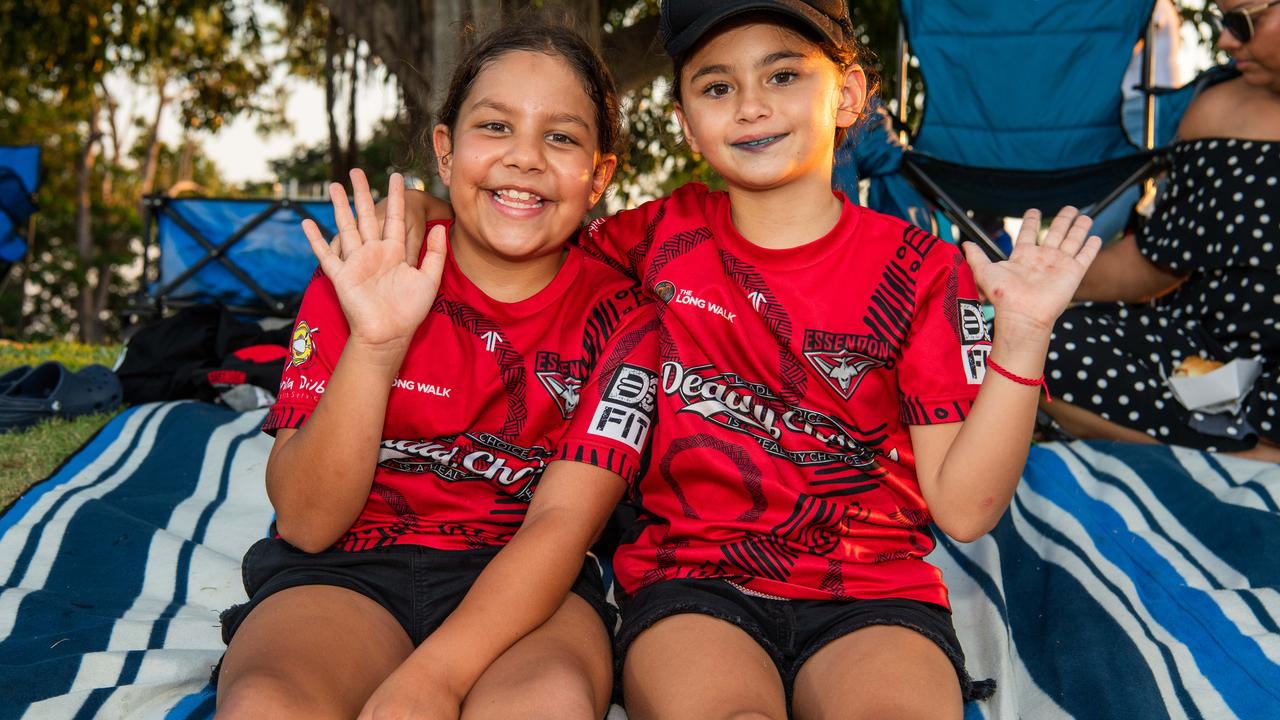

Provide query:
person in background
left=1042, top=0, right=1280, bottom=462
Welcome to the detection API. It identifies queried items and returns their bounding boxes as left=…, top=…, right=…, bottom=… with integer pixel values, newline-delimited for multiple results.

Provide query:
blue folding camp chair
left=139, top=196, right=344, bottom=316
left=841, top=0, right=1170, bottom=259
left=0, top=145, right=41, bottom=276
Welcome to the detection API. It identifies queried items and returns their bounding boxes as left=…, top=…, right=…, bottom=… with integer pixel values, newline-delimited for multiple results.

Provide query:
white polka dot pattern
left=1045, top=140, right=1278, bottom=452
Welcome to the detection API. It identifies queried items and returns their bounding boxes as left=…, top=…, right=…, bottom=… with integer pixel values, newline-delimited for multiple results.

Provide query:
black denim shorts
left=615, top=578, right=994, bottom=706
left=219, top=537, right=615, bottom=654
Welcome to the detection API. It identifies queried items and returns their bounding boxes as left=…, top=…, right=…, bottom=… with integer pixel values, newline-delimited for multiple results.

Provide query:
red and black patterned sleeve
left=580, top=194, right=674, bottom=281
left=554, top=303, right=660, bottom=485
left=897, top=243, right=989, bottom=426
left=261, top=271, right=350, bottom=434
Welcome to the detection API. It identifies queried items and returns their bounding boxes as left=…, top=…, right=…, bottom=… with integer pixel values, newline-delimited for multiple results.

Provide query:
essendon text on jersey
left=377, top=433, right=550, bottom=502
left=661, top=362, right=880, bottom=469
left=535, top=351, right=588, bottom=419
left=802, top=329, right=889, bottom=400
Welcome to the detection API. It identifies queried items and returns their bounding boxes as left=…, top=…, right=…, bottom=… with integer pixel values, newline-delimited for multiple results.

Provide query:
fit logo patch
left=958, top=300, right=991, bottom=384
left=959, top=300, right=989, bottom=343
left=803, top=330, right=888, bottom=400
left=588, top=364, right=657, bottom=452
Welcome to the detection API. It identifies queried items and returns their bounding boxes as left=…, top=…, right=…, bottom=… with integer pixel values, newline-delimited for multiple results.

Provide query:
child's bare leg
left=461, top=593, right=612, bottom=720
left=622, top=614, right=787, bottom=720
left=792, top=625, right=961, bottom=720
left=216, top=586, right=413, bottom=719
left=1228, top=439, right=1280, bottom=463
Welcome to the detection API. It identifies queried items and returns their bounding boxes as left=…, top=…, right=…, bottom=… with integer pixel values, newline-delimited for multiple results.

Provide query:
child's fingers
left=303, top=219, right=342, bottom=278
left=350, top=169, right=381, bottom=247
left=1059, top=212, right=1094, bottom=256
left=1041, top=206, right=1080, bottom=250
left=1076, top=235, right=1103, bottom=269
left=383, top=173, right=406, bottom=250
left=1013, top=209, right=1042, bottom=250
left=961, top=239, right=991, bottom=274
left=329, top=182, right=362, bottom=258
left=419, top=224, right=448, bottom=281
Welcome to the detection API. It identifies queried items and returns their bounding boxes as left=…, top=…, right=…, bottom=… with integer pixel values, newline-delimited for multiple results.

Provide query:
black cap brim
left=662, top=0, right=845, bottom=58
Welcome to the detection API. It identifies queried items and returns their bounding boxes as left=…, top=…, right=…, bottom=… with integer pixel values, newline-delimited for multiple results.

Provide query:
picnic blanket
left=1, top=401, right=1278, bottom=719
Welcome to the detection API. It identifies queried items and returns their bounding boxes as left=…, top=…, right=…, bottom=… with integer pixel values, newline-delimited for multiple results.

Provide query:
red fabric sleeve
left=897, top=244, right=989, bottom=426
left=261, top=270, right=351, bottom=434
left=554, top=304, right=660, bottom=485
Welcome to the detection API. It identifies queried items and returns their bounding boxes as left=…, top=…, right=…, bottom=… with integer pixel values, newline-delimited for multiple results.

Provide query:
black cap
left=659, top=0, right=852, bottom=58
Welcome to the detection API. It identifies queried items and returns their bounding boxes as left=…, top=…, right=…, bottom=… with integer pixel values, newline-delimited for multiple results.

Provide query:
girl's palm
left=302, top=170, right=447, bottom=348
left=963, top=207, right=1102, bottom=336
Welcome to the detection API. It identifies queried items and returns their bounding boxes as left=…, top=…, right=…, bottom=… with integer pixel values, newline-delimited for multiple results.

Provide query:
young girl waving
left=214, top=20, right=657, bottom=720
left=392, top=2, right=1102, bottom=717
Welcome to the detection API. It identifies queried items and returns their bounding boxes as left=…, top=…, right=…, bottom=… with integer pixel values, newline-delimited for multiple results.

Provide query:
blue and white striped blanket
left=1, top=402, right=1277, bottom=719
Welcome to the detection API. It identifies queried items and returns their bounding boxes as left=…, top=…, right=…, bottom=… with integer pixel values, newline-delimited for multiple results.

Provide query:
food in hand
left=1172, top=356, right=1224, bottom=378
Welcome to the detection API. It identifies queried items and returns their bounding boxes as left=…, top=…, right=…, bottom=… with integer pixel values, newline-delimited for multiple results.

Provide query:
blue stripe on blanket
left=1, top=403, right=1277, bottom=718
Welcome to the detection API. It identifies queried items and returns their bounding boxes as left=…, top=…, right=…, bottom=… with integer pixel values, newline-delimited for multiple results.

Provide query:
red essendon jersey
left=585, top=184, right=989, bottom=607
left=265, top=220, right=659, bottom=552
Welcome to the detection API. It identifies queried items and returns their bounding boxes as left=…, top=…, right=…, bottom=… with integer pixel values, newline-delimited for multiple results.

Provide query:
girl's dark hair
left=670, top=12, right=881, bottom=147
left=432, top=16, right=621, bottom=166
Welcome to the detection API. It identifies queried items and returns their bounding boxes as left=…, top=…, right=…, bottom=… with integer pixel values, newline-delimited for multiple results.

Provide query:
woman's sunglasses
left=1211, top=0, right=1280, bottom=43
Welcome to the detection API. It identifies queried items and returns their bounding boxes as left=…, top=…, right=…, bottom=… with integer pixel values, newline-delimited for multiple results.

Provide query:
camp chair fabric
left=838, top=0, right=1177, bottom=254
left=902, top=0, right=1156, bottom=173
left=901, top=0, right=1161, bottom=225
left=0, top=145, right=40, bottom=264
left=145, top=197, right=343, bottom=315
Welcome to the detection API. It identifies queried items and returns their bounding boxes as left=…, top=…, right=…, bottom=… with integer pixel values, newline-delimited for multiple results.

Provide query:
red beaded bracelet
left=986, top=357, right=1052, bottom=403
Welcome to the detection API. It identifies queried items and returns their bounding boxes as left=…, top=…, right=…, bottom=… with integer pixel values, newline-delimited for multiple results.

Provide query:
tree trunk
left=92, top=261, right=113, bottom=327
left=75, top=96, right=103, bottom=344
left=346, top=37, right=359, bottom=177
left=326, top=15, right=345, bottom=184
left=138, top=75, right=170, bottom=214
left=99, top=83, right=120, bottom=199
left=177, top=134, right=196, bottom=183
left=316, top=0, right=666, bottom=186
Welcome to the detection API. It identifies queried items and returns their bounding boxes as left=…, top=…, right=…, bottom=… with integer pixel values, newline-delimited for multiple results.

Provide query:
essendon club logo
left=802, top=330, right=889, bottom=401
left=535, top=351, right=588, bottom=418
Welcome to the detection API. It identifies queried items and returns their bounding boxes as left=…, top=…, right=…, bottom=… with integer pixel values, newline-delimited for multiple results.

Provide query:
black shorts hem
left=614, top=578, right=995, bottom=708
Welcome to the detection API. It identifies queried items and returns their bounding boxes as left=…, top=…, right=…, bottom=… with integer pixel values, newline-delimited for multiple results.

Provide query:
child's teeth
left=493, top=189, right=542, bottom=208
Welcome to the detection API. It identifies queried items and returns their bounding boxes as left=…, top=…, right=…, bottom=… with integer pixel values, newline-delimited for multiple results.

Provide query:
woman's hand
left=302, top=169, right=447, bottom=356
left=962, top=207, right=1102, bottom=344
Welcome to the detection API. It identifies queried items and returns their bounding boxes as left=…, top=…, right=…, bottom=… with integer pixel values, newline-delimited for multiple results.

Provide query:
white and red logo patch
left=802, top=330, right=889, bottom=401
left=535, top=351, right=588, bottom=419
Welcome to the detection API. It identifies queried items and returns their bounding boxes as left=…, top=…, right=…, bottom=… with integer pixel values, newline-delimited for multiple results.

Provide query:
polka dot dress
left=1046, top=139, right=1280, bottom=452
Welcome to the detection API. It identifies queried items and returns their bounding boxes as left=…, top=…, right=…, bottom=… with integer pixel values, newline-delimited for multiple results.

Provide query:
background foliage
left=0, top=1, right=1223, bottom=344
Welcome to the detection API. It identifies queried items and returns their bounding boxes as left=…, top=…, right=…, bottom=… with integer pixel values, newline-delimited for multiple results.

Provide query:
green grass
left=0, top=340, right=124, bottom=509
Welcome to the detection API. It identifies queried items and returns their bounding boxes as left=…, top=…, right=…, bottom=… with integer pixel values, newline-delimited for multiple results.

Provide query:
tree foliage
left=0, top=0, right=275, bottom=340
left=0, top=0, right=1223, bottom=343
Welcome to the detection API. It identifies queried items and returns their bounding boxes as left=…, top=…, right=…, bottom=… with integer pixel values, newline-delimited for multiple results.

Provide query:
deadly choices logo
left=661, top=362, right=880, bottom=469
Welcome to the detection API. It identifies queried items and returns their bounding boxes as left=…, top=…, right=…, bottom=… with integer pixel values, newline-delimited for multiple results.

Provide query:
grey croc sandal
left=0, top=362, right=123, bottom=433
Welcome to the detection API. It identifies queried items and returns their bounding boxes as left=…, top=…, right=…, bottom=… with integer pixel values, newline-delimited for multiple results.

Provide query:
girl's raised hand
left=961, top=207, right=1102, bottom=342
left=302, top=169, right=447, bottom=354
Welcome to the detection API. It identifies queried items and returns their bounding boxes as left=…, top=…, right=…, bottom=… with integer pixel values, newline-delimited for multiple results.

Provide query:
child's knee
left=217, top=671, right=342, bottom=720
left=462, top=660, right=601, bottom=720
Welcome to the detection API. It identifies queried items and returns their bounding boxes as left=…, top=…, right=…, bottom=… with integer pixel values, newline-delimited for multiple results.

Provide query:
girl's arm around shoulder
left=912, top=208, right=1101, bottom=542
